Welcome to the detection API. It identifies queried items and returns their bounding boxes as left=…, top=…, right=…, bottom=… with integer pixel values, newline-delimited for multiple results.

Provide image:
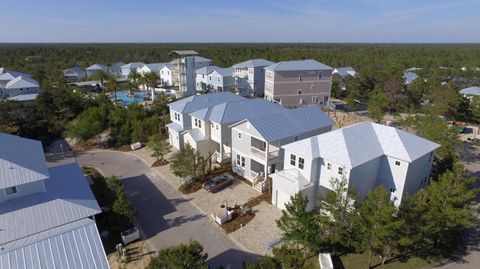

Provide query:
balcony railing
left=250, top=147, right=279, bottom=160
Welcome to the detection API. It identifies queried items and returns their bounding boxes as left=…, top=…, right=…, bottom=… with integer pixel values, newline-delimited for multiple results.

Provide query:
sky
left=0, top=0, right=479, bottom=43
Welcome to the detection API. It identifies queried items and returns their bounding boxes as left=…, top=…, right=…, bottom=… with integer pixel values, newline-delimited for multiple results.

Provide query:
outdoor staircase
left=252, top=172, right=267, bottom=193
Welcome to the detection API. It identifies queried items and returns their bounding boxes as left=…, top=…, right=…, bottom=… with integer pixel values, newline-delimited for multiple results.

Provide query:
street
left=50, top=151, right=259, bottom=269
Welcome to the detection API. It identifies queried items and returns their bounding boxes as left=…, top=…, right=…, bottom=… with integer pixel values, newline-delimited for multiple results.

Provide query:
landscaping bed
left=178, top=164, right=233, bottom=194
left=220, top=207, right=255, bottom=234
left=152, top=159, right=169, bottom=167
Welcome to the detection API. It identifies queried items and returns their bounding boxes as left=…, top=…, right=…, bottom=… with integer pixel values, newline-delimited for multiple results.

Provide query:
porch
left=250, top=136, right=280, bottom=162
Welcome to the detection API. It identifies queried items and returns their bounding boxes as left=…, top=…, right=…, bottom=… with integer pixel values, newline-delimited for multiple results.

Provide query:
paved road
left=52, top=151, right=259, bottom=269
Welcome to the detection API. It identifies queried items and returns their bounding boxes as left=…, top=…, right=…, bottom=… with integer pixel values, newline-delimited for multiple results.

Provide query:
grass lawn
left=339, top=252, right=436, bottom=269
left=304, top=255, right=321, bottom=269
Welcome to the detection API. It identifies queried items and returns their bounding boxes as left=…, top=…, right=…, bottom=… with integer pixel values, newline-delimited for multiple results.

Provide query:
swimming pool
left=111, top=91, right=148, bottom=105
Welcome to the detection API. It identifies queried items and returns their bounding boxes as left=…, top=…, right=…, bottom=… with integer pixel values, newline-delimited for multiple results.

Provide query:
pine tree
left=170, top=144, right=203, bottom=181
left=147, top=241, right=209, bottom=269
left=147, top=134, right=170, bottom=161
left=368, top=86, right=388, bottom=123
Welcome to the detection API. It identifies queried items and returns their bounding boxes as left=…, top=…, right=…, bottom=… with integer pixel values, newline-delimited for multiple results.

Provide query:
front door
left=270, top=164, right=276, bottom=174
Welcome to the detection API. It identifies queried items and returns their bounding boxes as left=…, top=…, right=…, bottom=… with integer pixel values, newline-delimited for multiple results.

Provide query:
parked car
left=203, top=174, right=234, bottom=193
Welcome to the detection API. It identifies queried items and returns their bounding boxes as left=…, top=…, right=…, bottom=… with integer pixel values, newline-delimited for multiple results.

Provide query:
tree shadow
left=207, top=248, right=261, bottom=269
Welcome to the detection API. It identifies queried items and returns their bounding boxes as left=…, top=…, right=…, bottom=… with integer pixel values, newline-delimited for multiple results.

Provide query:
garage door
left=275, top=189, right=292, bottom=210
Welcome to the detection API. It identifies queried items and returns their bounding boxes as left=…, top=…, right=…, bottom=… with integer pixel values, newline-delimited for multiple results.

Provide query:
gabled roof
left=160, top=63, right=175, bottom=70
left=197, top=99, right=285, bottom=124
left=196, top=65, right=222, bottom=75
left=0, top=163, right=101, bottom=245
left=333, top=67, right=357, bottom=77
left=109, top=61, right=126, bottom=72
left=0, top=133, right=49, bottom=189
left=233, top=59, right=274, bottom=68
left=0, top=218, right=109, bottom=269
left=240, top=106, right=335, bottom=142
left=460, top=86, right=480, bottom=96
left=170, top=50, right=199, bottom=56
left=63, top=67, right=85, bottom=76
left=0, top=71, right=29, bottom=81
left=194, top=56, right=212, bottom=63
left=183, top=128, right=207, bottom=142
left=210, top=68, right=233, bottom=77
left=85, top=64, right=107, bottom=71
left=5, top=76, right=39, bottom=89
left=121, top=62, right=145, bottom=69
left=141, top=63, right=167, bottom=72
left=168, top=92, right=244, bottom=114
left=265, top=60, right=332, bottom=72
left=166, top=122, right=184, bottom=133
left=282, top=122, right=440, bottom=168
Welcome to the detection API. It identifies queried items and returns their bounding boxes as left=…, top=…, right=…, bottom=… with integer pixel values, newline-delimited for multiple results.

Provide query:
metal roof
left=141, top=63, right=167, bottom=72
left=6, top=93, right=39, bottom=102
left=205, top=99, right=285, bottom=124
left=0, top=133, right=49, bottom=189
left=333, top=67, right=356, bottom=77
left=0, top=71, right=30, bottom=81
left=85, top=64, right=107, bottom=71
left=195, top=65, right=222, bottom=75
left=183, top=128, right=207, bottom=142
left=5, top=76, right=39, bottom=89
left=265, top=60, right=332, bottom=71
left=241, top=106, right=335, bottom=142
left=166, top=122, right=184, bottom=133
left=194, top=56, right=212, bottom=63
left=0, top=163, right=101, bottom=245
left=169, top=50, right=199, bottom=56
left=108, top=62, right=126, bottom=72
left=460, top=86, right=480, bottom=96
left=210, top=68, right=233, bottom=77
left=282, top=122, right=440, bottom=168
left=232, top=59, right=274, bottom=69
left=63, top=67, right=85, bottom=76
left=168, top=92, right=243, bottom=114
left=121, top=62, right=145, bottom=69
left=0, top=218, right=109, bottom=269
left=403, top=72, right=418, bottom=84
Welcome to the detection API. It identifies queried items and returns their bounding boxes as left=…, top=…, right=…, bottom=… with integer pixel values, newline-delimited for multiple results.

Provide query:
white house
left=0, top=133, right=109, bottom=268
left=196, top=65, right=222, bottom=91
left=272, top=122, right=440, bottom=210
left=230, top=106, right=334, bottom=192
left=169, top=51, right=214, bottom=97
left=207, top=68, right=234, bottom=92
left=233, top=59, right=274, bottom=97
left=109, top=61, right=126, bottom=77
left=85, top=64, right=108, bottom=77
left=333, top=67, right=357, bottom=78
left=63, top=66, right=86, bottom=82
left=137, top=63, right=166, bottom=76
left=121, top=62, right=145, bottom=77
left=160, top=63, right=175, bottom=86
left=0, top=71, right=39, bottom=101
left=459, top=86, right=480, bottom=100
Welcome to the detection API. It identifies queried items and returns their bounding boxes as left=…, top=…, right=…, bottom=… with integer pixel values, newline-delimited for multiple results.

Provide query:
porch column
left=219, top=137, right=224, bottom=162
left=264, top=141, right=269, bottom=179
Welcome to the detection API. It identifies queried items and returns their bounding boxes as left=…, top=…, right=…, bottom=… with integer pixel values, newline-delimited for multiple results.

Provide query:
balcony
left=250, top=147, right=279, bottom=161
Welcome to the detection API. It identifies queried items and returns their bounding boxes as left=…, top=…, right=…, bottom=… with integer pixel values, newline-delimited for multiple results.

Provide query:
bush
left=147, top=241, right=209, bottom=269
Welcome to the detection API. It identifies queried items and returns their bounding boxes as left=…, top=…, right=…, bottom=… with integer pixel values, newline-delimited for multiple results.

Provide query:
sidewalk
left=128, top=147, right=283, bottom=256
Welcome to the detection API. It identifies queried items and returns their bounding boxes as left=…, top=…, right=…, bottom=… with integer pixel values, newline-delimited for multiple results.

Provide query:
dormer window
left=5, top=186, right=18, bottom=195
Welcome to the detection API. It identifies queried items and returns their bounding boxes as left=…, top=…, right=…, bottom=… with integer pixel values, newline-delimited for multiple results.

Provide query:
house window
left=236, top=154, right=241, bottom=166
left=211, top=123, right=214, bottom=128
left=298, top=90, right=302, bottom=95
left=290, top=154, right=296, bottom=166
left=5, top=186, right=17, bottom=195
left=299, top=157, right=304, bottom=169
left=390, top=188, right=396, bottom=193
left=318, top=72, right=322, bottom=79
left=241, top=156, right=246, bottom=167
left=198, top=120, right=202, bottom=128
left=327, top=163, right=332, bottom=170
left=238, top=132, right=242, bottom=139
left=218, top=78, right=220, bottom=82
left=294, top=136, right=299, bottom=141
left=299, top=74, right=303, bottom=81
left=395, top=161, right=400, bottom=166
left=338, top=167, right=343, bottom=175
left=194, top=118, right=198, bottom=127
left=216, top=124, right=219, bottom=130
left=312, top=96, right=319, bottom=103
left=202, top=74, right=205, bottom=78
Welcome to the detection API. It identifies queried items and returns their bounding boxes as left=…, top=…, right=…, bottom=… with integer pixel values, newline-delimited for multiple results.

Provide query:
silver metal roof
left=206, top=99, right=285, bottom=124
left=242, top=106, right=335, bottom=142
left=265, top=60, right=332, bottom=71
left=403, top=72, right=418, bottom=84
left=210, top=67, right=233, bottom=77
left=85, top=64, right=107, bottom=71
left=0, top=71, right=30, bottom=81
left=0, top=133, right=49, bottom=189
left=63, top=67, right=85, bottom=76
left=166, top=122, right=184, bottom=133
left=121, top=62, right=145, bottom=69
left=0, top=163, right=101, bottom=245
left=5, top=76, right=39, bottom=89
left=460, top=86, right=480, bottom=96
left=232, top=59, right=274, bottom=69
left=333, top=67, right=356, bottom=77
left=282, top=122, right=440, bottom=168
left=195, top=65, right=222, bottom=75
left=194, top=56, right=212, bottom=63
left=183, top=128, right=207, bottom=142
left=169, top=50, right=199, bottom=56
left=168, top=92, right=243, bottom=114
left=0, top=218, right=109, bottom=269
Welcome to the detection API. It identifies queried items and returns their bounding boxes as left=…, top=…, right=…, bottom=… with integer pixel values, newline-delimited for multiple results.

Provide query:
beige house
left=264, top=60, right=333, bottom=107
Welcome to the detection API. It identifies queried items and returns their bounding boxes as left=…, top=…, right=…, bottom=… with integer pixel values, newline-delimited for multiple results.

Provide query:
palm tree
left=92, top=70, right=109, bottom=92
left=144, top=71, right=160, bottom=101
left=127, top=70, right=141, bottom=84
left=106, top=75, right=118, bottom=100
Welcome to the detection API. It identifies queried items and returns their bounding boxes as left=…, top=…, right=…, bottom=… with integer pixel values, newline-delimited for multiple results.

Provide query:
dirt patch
left=245, top=192, right=272, bottom=207
left=107, top=240, right=155, bottom=269
left=114, top=144, right=133, bottom=152
left=179, top=180, right=204, bottom=194
left=152, top=159, right=169, bottom=167
left=221, top=207, right=256, bottom=234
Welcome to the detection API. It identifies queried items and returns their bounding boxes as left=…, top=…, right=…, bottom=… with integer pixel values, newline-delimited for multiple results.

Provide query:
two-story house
left=160, top=63, right=175, bottom=86
left=121, top=62, right=145, bottom=78
left=86, top=64, right=108, bottom=77
left=137, top=63, right=166, bottom=76
left=271, top=122, right=440, bottom=210
left=230, top=106, right=334, bottom=192
left=166, top=92, right=244, bottom=150
left=0, top=133, right=109, bottom=268
left=63, top=66, right=86, bottom=82
left=232, top=59, right=274, bottom=97
left=196, top=66, right=222, bottom=91
left=108, top=61, right=126, bottom=77
left=0, top=70, right=39, bottom=101
left=206, top=68, right=234, bottom=92
left=264, top=60, right=333, bottom=107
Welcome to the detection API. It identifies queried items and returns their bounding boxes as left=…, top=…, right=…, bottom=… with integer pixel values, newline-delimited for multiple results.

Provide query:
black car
left=203, top=174, right=234, bottom=193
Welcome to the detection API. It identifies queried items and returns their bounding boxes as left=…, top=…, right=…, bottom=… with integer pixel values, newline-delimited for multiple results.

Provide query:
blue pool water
left=111, top=91, right=148, bottom=105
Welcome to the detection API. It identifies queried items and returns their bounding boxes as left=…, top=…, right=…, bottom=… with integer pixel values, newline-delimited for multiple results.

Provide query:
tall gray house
left=232, top=59, right=274, bottom=97
left=264, top=60, right=333, bottom=107
left=0, top=133, right=109, bottom=268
